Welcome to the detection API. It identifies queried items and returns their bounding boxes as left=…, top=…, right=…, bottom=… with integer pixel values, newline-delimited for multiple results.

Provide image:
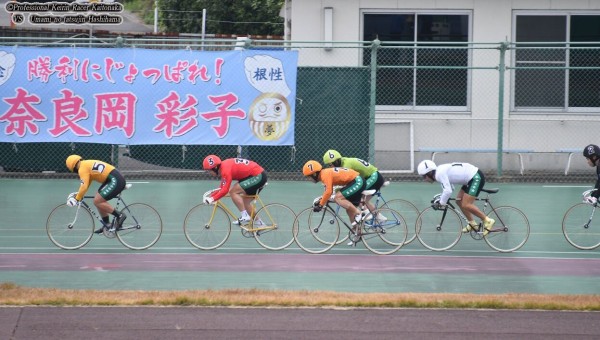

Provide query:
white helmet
left=417, top=160, right=437, bottom=176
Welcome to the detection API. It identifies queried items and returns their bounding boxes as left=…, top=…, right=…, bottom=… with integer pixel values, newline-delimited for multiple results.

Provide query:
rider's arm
left=319, top=171, right=333, bottom=207
left=593, top=169, right=600, bottom=198
left=75, top=172, right=91, bottom=201
left=210, top=172, right=232, bottom=201
left=438, top=173, right=453, bottom=205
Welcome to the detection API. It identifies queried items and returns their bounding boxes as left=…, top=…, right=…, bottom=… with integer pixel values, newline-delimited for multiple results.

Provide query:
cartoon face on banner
left=0, top=52, right=16, bottom=86
left=248, top=93, right=291, bottom=141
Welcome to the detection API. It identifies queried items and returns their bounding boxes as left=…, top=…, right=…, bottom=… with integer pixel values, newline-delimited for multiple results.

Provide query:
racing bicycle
left=562, top=189, right=600, bottom=250
left=183, top=185, right=296, bottom=250
left=293, top=189, right=408, bottom=255
left=415, top=188, right=529, bottom=252
left=46, top=184, right=163, bottom=250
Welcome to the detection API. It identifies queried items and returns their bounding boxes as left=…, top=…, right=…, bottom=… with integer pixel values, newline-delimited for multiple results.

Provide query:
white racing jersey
left=434, top=162, right=479, bottom=205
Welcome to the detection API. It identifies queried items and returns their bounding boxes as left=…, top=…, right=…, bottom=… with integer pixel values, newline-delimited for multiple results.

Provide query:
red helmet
left=203, top=155, right=221, bottom=170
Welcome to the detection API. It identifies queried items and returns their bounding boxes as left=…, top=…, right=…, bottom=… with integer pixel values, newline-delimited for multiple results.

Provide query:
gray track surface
left=2, top=306, right=600, bottom=340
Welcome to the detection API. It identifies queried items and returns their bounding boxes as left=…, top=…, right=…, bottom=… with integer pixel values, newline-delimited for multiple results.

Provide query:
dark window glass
left=416, top=15, right=468, bottom=106
left=569, top=15, right=600, bottom=107
left=515, top=15, right=566, bottom=107
left=363, top=13, right=469, bottom=107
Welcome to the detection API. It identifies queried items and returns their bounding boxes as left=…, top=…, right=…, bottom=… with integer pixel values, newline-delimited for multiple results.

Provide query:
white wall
left=289, top=0, right=600, bottom=172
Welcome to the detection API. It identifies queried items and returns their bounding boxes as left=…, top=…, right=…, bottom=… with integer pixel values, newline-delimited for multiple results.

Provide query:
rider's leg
left=456, top=190, right=493, bottom=234
left=229, top=183, right=251, bottom=221
left=94, top=193, right=115, bottom=223
left=334, top=192, right=360, bottom=225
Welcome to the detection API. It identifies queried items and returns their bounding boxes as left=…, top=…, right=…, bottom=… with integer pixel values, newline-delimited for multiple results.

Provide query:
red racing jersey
left=209, top=158, right=264, bottom=201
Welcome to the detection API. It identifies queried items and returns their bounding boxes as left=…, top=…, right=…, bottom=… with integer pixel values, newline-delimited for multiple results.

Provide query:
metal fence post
left=497, top=41, right=508, bottom=177
left=369, top=38, right=380, bottom=164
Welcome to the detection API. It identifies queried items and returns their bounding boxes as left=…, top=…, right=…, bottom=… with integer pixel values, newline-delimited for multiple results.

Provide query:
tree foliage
left=158, top=0, right=285, bottom=36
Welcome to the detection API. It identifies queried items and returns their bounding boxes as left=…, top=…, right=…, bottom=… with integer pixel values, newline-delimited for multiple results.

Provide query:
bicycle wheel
left=184, top=204, right=231, bottom=250
left=381, top=199, right=420, bottom=245
left=293, top=207, right=340, bottom=254
left=484, top=206, right=530, bottom=252
left=361, top=208, right=407, bottom=255
left=562, top=203, right=600, bottom=250
left=116, top=203, right=163, bottom=250
left=416, top=207, right=463, bottom=251
left=253, top=203, right=296, bottom=251
left=46, top=204, right=94, bottom=250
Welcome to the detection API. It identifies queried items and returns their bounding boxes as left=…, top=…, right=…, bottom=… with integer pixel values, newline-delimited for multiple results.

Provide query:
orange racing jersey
left=318, top=167, right=360, bottom=207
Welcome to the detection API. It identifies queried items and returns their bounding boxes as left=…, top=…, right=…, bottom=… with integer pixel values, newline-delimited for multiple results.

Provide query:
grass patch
left=1, top=282, right=599, bottom=310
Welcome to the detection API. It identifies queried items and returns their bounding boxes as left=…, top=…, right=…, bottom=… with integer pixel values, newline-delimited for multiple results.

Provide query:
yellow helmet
left=66, top=155, right=82, bottom=172
left=302, top=160, right=322, bottom=176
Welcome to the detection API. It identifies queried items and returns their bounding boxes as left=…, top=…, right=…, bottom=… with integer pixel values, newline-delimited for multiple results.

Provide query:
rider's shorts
left=240, top=171, right=268, bottom=195
left=98, top=169, right=126, bottom=200
left=341, top=176, right=366, bottom=206
left=461, top=170, right=485, bottom=197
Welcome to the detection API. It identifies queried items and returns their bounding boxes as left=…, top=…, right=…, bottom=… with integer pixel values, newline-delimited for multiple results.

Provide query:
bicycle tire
left=328, top=204, right=350, bottom=245
left=562, top=203, right=600, bottom=250
left=46, top=204, right=94, bottom=250
left=361, top=208, right=407, bottom=255
left=116, top=203, right=163, bottom=250
left=184, top=204, right=231, bottom=250
left=253, top=203, right=296, bottom=251
left=416, top=206, right=463, bottom=251
left=293, top=207, right=340, bottom=254
left=381, top=199, right=420, bottom=245
left=483, top=206, right=530, bottom=252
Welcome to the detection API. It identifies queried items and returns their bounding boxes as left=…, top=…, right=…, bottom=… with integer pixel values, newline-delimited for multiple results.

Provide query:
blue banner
left=0, top=46, right=297, bottom=145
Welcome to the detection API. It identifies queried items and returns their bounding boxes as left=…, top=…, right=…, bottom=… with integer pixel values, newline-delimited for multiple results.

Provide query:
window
left=362, top=12, right=470, bottom=111
left=513, top=13, right=600, bottom=111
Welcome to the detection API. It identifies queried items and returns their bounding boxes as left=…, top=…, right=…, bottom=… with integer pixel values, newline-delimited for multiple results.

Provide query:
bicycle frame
left=75, top=193, right=144, bottom=234
left=207, top=192, right=274, bottom=234
left=581, top=189, right=598, bottom=230
left=77, top=195, right=124, bottom=230
left=437, top=192, right=508, bottom=236
left=321, top=194, right=391, bottom=243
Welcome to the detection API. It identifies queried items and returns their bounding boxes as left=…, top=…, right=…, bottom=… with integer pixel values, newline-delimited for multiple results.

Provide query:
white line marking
left=542, top=185, right=590, bottom=188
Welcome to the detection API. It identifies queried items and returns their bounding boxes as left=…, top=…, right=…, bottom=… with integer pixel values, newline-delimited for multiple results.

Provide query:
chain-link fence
left=1, top=33, right=599, bottom=183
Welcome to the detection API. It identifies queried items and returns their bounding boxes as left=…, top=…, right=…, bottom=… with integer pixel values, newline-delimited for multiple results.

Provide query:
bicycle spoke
left=562, top=203, right=600, bottom=250
left=416, top=207, right=462, bottom=251
left=116, top=203, right=163, bottom=250
left=293, top=207, right=339, bottom=254
left=361, top=208, right=407, bottom=255
left=381, top=199, right=420, bottom=245
left=484, top=206, right=530, bottom=252
left=46, top=204, right=94, bottom=250
left=253, top=203, right=296, bottom=251
left=184, top=204, right=231, bottom=250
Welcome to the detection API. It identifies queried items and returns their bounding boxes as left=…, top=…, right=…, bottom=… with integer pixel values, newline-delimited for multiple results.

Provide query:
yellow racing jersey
left=75, top=160, right=116, bottom=200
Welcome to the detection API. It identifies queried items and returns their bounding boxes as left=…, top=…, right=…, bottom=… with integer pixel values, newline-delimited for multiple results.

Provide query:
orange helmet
left=203, top=155, right=221, bottom=170
left=66, top=154, right=82, bottom=172
left=302, top=160, right=322, bottom=176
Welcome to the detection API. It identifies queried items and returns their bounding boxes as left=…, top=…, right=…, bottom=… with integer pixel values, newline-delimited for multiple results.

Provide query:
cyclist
left=582, top=144, right=600, bottom=205
left=202, top=155, right=267, bottom=225
left=302, top=160, right=366, bottom=244
left=417, top=159, right=494, bottom=236
left=323, top=149, right=386, bottom=222
left=65, top=154, right=127, bottom=234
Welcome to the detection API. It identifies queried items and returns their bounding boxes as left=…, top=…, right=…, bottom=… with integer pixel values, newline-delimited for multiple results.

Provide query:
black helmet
left=583, top=144, right=600, bottom=159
